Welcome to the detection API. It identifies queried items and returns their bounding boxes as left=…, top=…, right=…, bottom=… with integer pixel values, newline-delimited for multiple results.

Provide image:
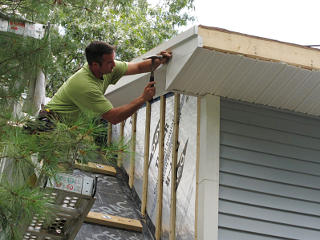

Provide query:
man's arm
left=101, top=82, right=155, bottom=124
left=125, top=51, right=172, bottom=75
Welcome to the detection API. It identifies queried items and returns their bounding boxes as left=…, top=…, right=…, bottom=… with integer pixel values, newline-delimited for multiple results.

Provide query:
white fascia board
left=106, top=66, right=168, bottom=107
left=105, top=25, right=201, bottom=104
left=165, top=34, right=201, bottom=90
left=132, top=25, right=201, bottom=62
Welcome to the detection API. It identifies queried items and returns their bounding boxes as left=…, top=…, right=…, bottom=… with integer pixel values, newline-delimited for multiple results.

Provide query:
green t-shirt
left=46, top=61, right=128, bottom=121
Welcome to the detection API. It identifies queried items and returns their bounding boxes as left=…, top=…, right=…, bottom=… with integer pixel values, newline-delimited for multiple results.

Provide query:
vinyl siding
left=219, top=100, right=320, bottom=240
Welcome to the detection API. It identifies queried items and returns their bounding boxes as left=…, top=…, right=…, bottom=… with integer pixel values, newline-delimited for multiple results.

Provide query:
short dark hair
left=85, top=41, right=115, bottom=65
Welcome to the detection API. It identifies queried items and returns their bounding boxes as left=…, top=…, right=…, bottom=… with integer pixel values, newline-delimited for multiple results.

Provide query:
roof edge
left=198, top=25, right=320, bottom=71
left=130, top=25, right=200, bottom=62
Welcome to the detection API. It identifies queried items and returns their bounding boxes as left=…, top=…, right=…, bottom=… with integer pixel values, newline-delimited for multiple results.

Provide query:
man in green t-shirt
left=45, top=41, right=171, bottom=124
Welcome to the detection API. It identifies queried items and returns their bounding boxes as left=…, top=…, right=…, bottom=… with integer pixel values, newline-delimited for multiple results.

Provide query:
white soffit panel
left=167, top=47, right=320, bottom=116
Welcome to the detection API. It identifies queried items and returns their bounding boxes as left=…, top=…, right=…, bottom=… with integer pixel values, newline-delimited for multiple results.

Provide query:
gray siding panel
left=220, top=145, right=320, bottom=176
left=219, top=214, right=320, bottom=240
left=221, top=132, right=320, bottom=163
left=219, top=228, right=284, bottom=240
left=219, top=200, right=320, bottom=230
left=220, top=186, right=320, bottom=217
left=219, top=100, right=320, bottom=240
left=221, top=119, right=320, bottom=151
left=221, top=100, right=320, bottom=138
left=220, top=158, right=320, bottom=189
left=220, top=172, right=320, bottom=202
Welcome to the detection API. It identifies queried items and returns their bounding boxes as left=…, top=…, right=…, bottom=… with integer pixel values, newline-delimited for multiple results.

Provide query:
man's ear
left=90, top=61, right=100, bottom=70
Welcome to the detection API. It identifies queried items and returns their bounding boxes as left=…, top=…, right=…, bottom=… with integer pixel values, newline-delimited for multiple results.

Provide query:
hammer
left=144, top=55, right=166, bottom=85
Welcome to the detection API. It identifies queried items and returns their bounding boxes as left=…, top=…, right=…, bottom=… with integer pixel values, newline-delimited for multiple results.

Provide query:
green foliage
left=0, top=0, right=195, bottom=238
left=0, top=113, right=124, bottom=238
left=1, top=0, right=195, bottom=96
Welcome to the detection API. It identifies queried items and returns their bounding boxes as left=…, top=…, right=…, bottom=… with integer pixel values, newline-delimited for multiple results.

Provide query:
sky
left=172, top=0, right=320, bottom=47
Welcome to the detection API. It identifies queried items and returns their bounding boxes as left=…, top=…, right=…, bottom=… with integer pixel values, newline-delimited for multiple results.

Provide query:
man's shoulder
left=68, top=66, right=92, bottom=84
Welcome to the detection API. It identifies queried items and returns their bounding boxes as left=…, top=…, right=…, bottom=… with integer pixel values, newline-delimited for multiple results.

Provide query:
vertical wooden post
left=169, top=93, right=180, bottom=240
left=107, top=122, right=112, bottom=146
left=117, top=121, right=125, bottom=167
left=155, top=95, right=166, bottom=240
left=141, top=101, right=151, bottom=216
left=195, top=96, right=201, bottom=240
left=129, top=112, right=137, bottom=188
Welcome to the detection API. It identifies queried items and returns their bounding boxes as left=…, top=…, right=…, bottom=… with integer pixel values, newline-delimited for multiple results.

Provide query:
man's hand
left=102, top=81, right=156, bottom=124
left=141, top=81, right=156, bottom=101
left=126, top=51, right=172, bottom=75
left=158, top=51, right=172, bottom=64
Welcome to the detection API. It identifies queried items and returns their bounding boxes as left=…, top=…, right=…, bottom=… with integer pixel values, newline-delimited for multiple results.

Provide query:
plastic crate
left=22, top=173, right=97, bottom=240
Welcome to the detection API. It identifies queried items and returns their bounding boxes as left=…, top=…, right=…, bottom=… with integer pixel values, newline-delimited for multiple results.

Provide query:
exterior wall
left=133, top=106, right=146, bottom=201
left=111, top=93, right=197, bottom=240
left=123, top=118, right=132, bottom=174
left=175, top=94, right=197, bottom=240
left=219, top=99, right=320, bottom=240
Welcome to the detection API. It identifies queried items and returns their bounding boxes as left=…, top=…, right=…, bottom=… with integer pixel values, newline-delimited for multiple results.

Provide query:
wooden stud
left=107, top=122, right=112, bottom=146
left=169, top=93, right=180, bottom=240
left=74, top=162, right=116, bottom=176
left=117, top=121, right=125, bottom=167
left=85, top=211, right=143, bottom=232
left=155, top=95, right=166, bottom=240
left=129, top=112, right=137, bottom=188
left=141, top=101, right=151, bottom=216
left=195, top=96, right=201, bottom=240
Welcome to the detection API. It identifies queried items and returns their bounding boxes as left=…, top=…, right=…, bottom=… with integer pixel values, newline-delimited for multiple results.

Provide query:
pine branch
left=0, top=65, right=21, bottom=76
left=0, top=46, right=45, bottom=66
left=11, top=0, right=23, bottom=12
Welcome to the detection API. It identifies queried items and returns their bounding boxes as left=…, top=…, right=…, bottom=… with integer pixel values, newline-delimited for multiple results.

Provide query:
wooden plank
left=129, top=112, right=137, bottom=188
left=85, top=211, right=143, bottom=232
left=195, top=96, right=200, bottom=240
left=169, top=93, right=180, bottom=240
left=74, top=162, right=116, bottom=176
left=155, top=95, right=166, bottom=240
left=107, top=122, right=112, bottom=146
left=141, top=101, right=151, bottom=216
left=198, top=25, right=320, bottom=71
left=117, top=121, right=125, bottom=167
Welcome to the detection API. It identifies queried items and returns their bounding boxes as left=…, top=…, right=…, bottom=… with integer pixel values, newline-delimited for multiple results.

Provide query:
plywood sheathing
left=198, top=25, right=320, bottom=71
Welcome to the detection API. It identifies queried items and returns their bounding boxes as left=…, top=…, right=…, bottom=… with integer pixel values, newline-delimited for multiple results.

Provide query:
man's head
left=85, top=41, right=116, bottom=78
left=85, top=41, right=115, bottom=65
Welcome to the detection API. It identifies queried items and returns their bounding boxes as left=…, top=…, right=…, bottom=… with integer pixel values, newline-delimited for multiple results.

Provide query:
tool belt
left=24, top=109, right=59, bottom=134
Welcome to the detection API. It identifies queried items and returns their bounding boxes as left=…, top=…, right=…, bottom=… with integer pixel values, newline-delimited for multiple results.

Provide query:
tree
left=0, top=0, right=195, bottom=238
